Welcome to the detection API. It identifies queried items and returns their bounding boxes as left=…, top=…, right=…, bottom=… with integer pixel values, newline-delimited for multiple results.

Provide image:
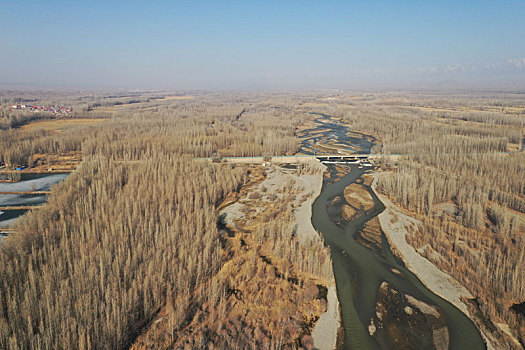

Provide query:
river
left=0, top=173, right=69, bottom=229
left=299, top=113, right=485, bottom=349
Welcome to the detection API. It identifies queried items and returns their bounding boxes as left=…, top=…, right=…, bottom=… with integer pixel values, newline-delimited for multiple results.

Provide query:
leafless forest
left=317, top=93, right=525, bottom=347
left=0, top=92, right=332, bottom=349
left=0, top=90, right=524, bottom=348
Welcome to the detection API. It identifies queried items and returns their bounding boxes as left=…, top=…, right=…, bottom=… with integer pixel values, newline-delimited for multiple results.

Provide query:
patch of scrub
left=220, top=162, right=341, bottom=349
left=343, top=183, right=374, bottom=211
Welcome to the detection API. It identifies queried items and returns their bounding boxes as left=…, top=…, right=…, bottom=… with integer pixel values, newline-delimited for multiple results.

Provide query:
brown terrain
left=0, top=90, right=523, bottom=349
left=132, top=163, right=334, bottom=349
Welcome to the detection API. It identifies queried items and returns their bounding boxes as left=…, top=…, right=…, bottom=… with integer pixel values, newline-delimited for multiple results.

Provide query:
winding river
left=301, top=113, right=485, bottom=349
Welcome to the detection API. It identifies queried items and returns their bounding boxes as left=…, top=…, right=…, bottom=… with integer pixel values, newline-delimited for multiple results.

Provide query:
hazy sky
left=1, top=0, right=524, bottom=90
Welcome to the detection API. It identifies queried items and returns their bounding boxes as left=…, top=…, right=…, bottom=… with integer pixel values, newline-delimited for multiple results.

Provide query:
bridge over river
left=208, top=151, right=514, bottom=164
left=207, top=153, right=398, bottom=164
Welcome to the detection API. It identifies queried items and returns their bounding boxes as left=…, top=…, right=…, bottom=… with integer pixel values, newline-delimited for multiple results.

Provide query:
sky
left=1, top=0, right=524, bottom=90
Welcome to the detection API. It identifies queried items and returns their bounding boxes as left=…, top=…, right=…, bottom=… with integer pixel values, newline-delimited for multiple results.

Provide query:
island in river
left=299, top=113, right=488, bottom=349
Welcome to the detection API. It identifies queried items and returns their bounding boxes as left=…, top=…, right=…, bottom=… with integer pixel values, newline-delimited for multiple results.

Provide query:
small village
left=8, top=104, right=72, bottom=116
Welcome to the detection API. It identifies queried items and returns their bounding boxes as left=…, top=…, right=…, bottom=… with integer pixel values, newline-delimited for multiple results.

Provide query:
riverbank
left=312, top=285, right=340, bottom=350
left=220, top=162, right=341, bottom=348
left=300, top=164, right=341, bottom=350
left=252, top=162, right=342, bottom=349
left=371, top=174, right=495, bottom=350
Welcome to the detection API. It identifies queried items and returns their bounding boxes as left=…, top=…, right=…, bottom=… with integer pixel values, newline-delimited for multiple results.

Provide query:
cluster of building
left=9, top=104, right=72, bottom=115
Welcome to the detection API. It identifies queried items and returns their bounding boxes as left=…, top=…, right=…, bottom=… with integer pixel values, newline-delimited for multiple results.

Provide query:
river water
left=0, top=173, right=69, bottom=228
left=300, top=113, right=485, bottom=349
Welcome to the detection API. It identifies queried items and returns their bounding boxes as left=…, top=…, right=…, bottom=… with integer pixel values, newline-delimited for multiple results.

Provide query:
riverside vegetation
left=0, top=90, right=523, bottom=349
left=132, top=161, right=335, bottom=349
left=306, top=92, right=524, bottom=348
left=0, top=92, right=333, bottom=349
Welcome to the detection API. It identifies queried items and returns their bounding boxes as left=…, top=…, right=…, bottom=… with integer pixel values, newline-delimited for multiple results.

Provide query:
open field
left=160, top=95, right=194, bottom=100
left=20, top=118, right=105, bottom=132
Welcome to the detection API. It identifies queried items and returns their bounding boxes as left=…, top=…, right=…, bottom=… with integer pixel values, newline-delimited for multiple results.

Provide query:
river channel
left=300, top=113, right=485, bottom=349
left=0, top=173, right=69, bottom=229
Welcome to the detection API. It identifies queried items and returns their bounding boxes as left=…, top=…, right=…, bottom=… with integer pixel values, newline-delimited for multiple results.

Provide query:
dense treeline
left=0, top=157, right=246, bottom=349
left=0, top=128, right=85, bottom=166
left=323, top=104, right=522, bottom=154
left=313, top=94, right=525, bottom=347
left=0, top=94, right=324, bottom=349
left=0, top=96, right=302, bottom=166
left=0, top=111, right=56, bottom=130
left=378, top=151, right=525, bottom=347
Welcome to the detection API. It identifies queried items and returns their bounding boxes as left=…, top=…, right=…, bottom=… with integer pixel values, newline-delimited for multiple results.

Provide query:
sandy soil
left=312, top=285, right=341, bottom=350
left=371, top=174, right=497, bottom=350
left=296, top=165, right=341, bottom=350
left=290, top=171, right=323, bottom=242
left=405, top=294, right=440, bottom=318
left=220, top=202, right=244, bottom=228
left=372, top=175, right=473, bottom=311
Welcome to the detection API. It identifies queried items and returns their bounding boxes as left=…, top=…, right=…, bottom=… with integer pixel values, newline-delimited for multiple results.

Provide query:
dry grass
left=161, top=95, right=194, bottom=100
left=21, top=118, right=105, bottom=132
left=91, top=107, right=119, bottom=114
left=342, top=204, right=357, bottom=221
left=344, top=183, right=375, bottom=211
